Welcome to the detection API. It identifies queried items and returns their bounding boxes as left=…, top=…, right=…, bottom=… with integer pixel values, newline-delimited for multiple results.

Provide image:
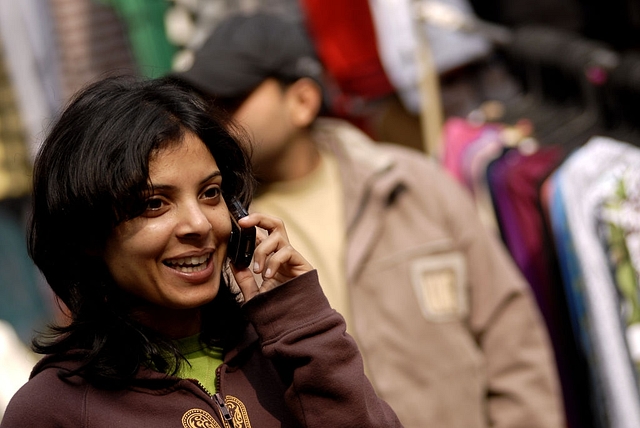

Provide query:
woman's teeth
left=165, top=254, right=210, bottom=273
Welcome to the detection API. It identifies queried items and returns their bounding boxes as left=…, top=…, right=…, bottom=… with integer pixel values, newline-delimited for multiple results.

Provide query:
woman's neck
left=131, top=305, right=202, bottom=339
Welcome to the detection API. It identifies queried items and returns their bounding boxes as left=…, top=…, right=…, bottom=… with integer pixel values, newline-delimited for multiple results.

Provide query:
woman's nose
left=175, top=202, right=212, bottom=238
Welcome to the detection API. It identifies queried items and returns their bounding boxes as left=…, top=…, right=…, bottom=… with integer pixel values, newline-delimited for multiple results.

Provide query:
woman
left=0, top=76, right=402, bottom=427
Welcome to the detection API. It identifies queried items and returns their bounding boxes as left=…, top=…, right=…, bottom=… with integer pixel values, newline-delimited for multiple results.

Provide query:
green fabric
left=175, top=335, right=223, bottom=395
left=95, top=0, right=176, bottom=77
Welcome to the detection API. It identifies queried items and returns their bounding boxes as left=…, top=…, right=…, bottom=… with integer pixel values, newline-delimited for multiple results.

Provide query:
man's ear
left=286, top=77, right=323, bottom=127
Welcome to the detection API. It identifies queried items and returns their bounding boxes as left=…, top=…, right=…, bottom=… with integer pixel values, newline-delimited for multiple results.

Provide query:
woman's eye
left=203, top=186, right=221, bottom=200
left=145, top=198, right=164, bottom=211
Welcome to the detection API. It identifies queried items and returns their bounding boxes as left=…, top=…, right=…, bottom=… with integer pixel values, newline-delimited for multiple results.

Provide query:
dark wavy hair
left=28, top=75, right=256, bottom=388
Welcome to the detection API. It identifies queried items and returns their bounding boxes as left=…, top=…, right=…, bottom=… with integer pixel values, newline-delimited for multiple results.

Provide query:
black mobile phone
left=227, top=198, right=256, bottom=269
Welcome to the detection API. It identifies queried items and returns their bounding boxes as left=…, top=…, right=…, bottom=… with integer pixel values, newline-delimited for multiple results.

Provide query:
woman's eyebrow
left=149, top=171, right=222, bottom=192
left=201, top=170, right=223, bottom=184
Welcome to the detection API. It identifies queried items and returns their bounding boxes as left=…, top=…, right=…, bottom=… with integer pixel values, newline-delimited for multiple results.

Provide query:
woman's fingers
left=232, top=212, right=313, bottom=301
left=238, top=213, right=289, bottom=275
left=231, top=264, right=261, bottom=301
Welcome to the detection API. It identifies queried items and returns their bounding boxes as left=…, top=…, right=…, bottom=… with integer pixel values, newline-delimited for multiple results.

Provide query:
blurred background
left=1, top=0, right=640, bottom=425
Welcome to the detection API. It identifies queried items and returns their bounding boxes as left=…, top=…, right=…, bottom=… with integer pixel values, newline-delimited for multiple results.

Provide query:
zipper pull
left=213, top=393, right=235, bottom=428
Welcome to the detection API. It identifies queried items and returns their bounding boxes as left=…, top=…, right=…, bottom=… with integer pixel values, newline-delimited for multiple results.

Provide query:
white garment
left=559, top=136, right=640, bottom=428
left=0, top=0, right=63, bottom=159
left=0, top=320, right=39, bottom=419
left=368, top=0, right=491, bottom=114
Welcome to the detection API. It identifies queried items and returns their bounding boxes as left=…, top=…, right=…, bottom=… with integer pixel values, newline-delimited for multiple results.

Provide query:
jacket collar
left=311, top=118, right=411, bottom=281
left=311, top=118, right=396, bottom=229
left=30, top=324, right=260, bottom=388
left=312, top=117, right=394, bottom=176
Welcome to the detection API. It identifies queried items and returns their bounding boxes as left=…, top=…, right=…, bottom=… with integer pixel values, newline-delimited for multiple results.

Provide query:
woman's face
left=102, top=132, right=232, bottom=336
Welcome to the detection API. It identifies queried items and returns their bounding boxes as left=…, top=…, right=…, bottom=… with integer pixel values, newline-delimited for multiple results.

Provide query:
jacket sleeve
left=0, top=368, right=85, bottom=428
left=243, top=270, right=403, bottom=427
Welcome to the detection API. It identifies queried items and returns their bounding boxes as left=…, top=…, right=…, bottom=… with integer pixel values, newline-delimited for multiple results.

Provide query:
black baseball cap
left=171, top=13, right=323, bottom=99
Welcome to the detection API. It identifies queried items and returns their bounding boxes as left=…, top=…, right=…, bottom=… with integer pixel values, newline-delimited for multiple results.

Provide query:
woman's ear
left=286, top=77, right=323, bottom=127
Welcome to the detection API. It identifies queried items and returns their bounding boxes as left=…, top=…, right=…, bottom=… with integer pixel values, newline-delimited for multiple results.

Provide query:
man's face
left=232, top=78, right=297, bottom=182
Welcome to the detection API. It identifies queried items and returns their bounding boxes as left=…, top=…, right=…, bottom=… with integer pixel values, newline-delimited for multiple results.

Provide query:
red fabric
left=299, top=0, right=394, bottom=101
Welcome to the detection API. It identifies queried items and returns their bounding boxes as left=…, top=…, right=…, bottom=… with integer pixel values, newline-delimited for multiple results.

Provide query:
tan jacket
left=312, top=118, right=565, bottom=428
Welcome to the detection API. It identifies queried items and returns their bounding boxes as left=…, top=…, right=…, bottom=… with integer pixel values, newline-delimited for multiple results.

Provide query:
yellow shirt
left=251, top=149, right=351, bottom=329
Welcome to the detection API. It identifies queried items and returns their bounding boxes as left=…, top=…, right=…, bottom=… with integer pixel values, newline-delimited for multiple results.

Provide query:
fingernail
left=265, top=268, right=272, bottom=278
left=254, top=262, right=259, bottom=272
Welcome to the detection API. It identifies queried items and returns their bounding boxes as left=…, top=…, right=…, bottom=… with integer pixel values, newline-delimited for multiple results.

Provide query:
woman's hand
left=231, top=212, right=313, bottom=302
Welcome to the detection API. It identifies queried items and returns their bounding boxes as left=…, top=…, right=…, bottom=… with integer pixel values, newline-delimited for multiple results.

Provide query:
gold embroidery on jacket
left=182, top=408, right=221, bottom=428
left=223, top=395, right=251, bottom=428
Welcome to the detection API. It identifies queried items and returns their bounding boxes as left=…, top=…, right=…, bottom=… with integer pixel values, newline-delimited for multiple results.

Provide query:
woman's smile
left=162, top=251, right=216, bottom=284
left=164, top=252, right=212, bottom=273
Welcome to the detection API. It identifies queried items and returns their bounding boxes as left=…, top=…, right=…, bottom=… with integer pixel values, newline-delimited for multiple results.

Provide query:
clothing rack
left=419, top=1, right=640, bottom=149
left=430, top=4, right=640, bottom=426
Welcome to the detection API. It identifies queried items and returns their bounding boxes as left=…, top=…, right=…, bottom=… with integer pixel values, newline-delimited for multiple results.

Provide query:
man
left=170, top=12, right=565, bottom=428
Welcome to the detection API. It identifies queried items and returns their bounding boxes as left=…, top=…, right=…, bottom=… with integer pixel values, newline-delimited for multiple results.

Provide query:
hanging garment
left=540, top=174, right=599, bottom=428
left=545, top=172, right=594, bottom=366
left=167, top=0, right=304, bottom=53
left=459, top=123, right=504, bottom=234
left=0, top=44, right=31, bottom=200
left=0, top=0, right=63, bottom=158
left=49, top=0, right=137, bottom=100
left=597, top=168, right=640, bottom=377
left=0, top=0, right=58, bottom=354
left=98, top=0, right=177, bottom=77
left=442, top=117, right=487, bottom=180
left=486, top=146, right=601, bottom=428
left=168, top=0, right=305, bottom=76
left=554, top=136, right=640, bottom=428
left=487, top=146, right=565, bottom=302
left=546, top=169, right=608, bottom=428
left=0, top=203, right=53, bottom=345
left=368, top=0, right=491, bottom=114
left=0, top=319, right=39, bottom=419
left=442, top=114, right=601, bottom=428
left=441, top=117, right=504, bottom=233
left=299, top=0, right=395, bottom=109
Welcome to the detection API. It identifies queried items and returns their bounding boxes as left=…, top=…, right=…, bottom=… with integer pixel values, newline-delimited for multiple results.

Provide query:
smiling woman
left=0, top=75, right=403, bottom=428
left=26, top=75, right=255, bottom=379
